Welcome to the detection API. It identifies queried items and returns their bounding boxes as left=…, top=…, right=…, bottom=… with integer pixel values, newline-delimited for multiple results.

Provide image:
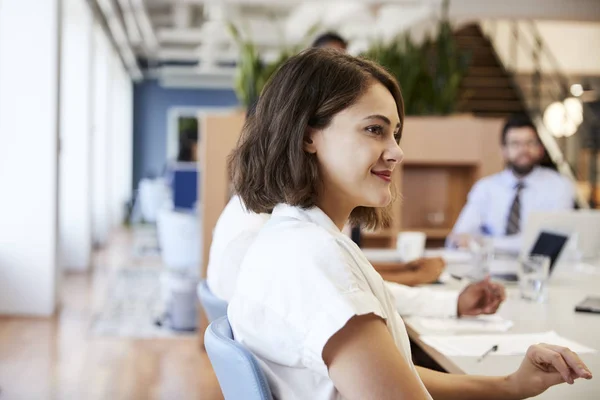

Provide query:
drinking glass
left=518, top=255, right=551, bottom=302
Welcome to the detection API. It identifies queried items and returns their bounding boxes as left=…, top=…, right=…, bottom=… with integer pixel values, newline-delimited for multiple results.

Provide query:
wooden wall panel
left=199, top=111, right=245, bottom=278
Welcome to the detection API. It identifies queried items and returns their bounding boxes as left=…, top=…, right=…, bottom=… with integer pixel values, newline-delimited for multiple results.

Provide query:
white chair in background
left=156, top=208, right=202, bottom=330
left=156, top=208, right=201, bottom=272
left=138, top=178, right=172, bottom=223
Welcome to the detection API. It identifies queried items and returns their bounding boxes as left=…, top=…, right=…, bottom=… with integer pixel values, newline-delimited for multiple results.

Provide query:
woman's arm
left=416, top=367, right=517, bottom=400
left=417, top=344, right=592, bottom=400
left=376, top=258, right=445, bottom=286
left=324, top=315, right=592, bottom=400
left=324, top=313, right=430, bottom=400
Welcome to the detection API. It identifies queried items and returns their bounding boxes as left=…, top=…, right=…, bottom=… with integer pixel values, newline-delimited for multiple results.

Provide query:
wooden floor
left=0, top=229, right=223, bottom=400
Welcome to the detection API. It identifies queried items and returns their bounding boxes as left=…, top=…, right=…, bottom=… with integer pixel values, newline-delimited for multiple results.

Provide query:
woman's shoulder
left=259, top=216, right=344, bottom=253
left=242, top=218, right=361, bottom=289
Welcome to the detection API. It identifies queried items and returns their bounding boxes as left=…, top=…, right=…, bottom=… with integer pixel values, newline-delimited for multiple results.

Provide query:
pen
left=477, top=344, right=498, bottom=362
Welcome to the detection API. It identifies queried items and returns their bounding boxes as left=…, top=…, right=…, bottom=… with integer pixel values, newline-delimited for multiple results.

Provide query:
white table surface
left=405, top=259, right=600, bottom=399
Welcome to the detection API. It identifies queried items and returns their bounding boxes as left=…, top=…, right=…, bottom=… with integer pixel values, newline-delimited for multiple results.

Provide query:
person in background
left=226, top=48, right=591, bottom=399
left=176, top=129, right=198, bottom=162
left=449, top=114, right=575, bottom=254
left=311, top=31, right=348, bottom=51
left=206, top=194, right=505, bottom=319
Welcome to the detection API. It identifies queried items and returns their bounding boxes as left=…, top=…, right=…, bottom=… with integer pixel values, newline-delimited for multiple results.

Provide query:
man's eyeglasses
left=505, top=140, right=540, bottom=149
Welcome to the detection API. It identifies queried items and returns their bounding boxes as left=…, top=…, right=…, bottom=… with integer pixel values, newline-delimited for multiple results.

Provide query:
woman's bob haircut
left=228, top=48, right=404, bottom=230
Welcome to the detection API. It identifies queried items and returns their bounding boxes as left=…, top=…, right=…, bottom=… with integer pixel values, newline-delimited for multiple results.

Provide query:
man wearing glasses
left=449, top=114, right=575, bottom=254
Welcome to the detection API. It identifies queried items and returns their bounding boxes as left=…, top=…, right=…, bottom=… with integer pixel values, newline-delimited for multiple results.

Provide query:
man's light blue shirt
left=451, top=167, right=575, bottom=253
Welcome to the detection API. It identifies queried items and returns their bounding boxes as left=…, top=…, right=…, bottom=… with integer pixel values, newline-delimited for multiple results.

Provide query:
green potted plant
left=424, top=0, right=471, bottom=114
left=228, top=22, right=319, bottom=107
left=362, top=0, right=470, bottom=116
left=362, top=33, right=434, bottom=115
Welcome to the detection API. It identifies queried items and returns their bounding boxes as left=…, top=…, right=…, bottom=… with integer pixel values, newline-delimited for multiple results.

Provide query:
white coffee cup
left=396, top=232, right=426, bottom=262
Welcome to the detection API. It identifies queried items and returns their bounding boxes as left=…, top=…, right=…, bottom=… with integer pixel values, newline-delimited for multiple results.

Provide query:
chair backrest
left=205, top=317, right=274, bottom=400
left=138, top=178, right=171, bottom=223
left=197, top=279, right=228, bottom=323
left=156, top=208, right=201, bottom=272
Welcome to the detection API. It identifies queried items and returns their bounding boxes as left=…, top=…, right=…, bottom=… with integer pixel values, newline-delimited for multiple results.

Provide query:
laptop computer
left=523, top=211, right=600, bottom=260
left=492, top=231, right=569, bottom=282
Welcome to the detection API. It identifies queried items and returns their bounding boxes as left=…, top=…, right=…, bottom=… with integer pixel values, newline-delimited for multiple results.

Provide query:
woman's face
left=307, top=82, right=403, bottom=212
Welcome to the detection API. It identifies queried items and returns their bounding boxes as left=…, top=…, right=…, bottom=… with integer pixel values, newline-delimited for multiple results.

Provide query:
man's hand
left=507, top=343, right=592, bottom=398
left=448, top=233, right=473, bottom=249
left=457, top=277, right=506, bottom=316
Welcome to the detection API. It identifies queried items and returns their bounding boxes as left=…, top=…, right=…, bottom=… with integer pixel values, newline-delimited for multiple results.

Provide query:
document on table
left=406, top=315, right=514, bottom=335
left=420, top=331, right=597, bottom=357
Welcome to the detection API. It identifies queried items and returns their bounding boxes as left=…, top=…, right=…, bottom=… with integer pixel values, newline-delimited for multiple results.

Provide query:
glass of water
left=467, top=236, right=494, bottom=281
left=518, top=255, right=551, bottom=302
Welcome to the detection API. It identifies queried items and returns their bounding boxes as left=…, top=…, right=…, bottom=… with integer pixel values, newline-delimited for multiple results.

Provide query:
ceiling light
left=543, top=98, right=583, bottom=138
left=570, top=84, right=584, bottom=97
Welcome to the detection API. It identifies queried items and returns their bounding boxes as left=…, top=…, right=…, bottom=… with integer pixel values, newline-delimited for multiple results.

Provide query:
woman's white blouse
left=228, top=204, right=432, bottom=400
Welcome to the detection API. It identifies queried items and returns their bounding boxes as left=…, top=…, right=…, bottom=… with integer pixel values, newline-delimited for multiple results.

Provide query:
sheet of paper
left=420, top=331, right=597, bottom=357
left=406, top=315, right=514, bottom=335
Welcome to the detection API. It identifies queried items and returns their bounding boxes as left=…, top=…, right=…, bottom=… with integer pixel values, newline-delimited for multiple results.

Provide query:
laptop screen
left=529, top=231, right=569, bottom=273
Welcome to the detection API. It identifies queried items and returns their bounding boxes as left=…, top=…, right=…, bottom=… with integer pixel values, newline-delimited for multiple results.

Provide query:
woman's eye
left=366, top=125, right=384, bottom=135
left=394, top=132, right=402, bottom=143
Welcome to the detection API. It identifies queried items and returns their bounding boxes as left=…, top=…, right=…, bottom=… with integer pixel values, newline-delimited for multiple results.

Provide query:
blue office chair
left=197, top=279, right=229, bottom=323
left=205, top=316, right=274, bottom=400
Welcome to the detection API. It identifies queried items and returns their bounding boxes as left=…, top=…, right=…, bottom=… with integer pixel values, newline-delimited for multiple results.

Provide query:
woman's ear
left=304, top=127, right=317, bottom=154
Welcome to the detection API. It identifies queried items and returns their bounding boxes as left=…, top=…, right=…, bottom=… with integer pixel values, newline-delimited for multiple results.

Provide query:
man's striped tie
left=506, top=181, right=525, bottom=235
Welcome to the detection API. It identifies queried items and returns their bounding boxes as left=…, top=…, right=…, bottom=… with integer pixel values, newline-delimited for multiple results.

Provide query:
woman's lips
left=372, top=170, right=392, bottom=182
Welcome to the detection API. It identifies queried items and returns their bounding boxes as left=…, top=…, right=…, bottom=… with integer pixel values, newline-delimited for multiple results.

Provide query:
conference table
left=365, top=249, right=600, bottom=399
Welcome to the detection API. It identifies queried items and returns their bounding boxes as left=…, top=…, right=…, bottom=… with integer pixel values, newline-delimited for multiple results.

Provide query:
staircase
left=453, top=22, right=591, bottom=208
left=454, top=24, right=526, bottom=119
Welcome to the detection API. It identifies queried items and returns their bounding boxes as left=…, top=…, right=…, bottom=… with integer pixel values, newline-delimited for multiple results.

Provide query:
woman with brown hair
left=226, top=48, right=592, bottom=399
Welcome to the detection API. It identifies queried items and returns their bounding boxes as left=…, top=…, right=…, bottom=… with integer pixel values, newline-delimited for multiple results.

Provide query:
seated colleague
left=450, top=114, right=575, bottom=254
left=207, top=195, right=505, bottom=318
left=226, top=49, right=592, bottom=399
left=312, top=31, right=348, bottom=51
left=206, top=195, right=269, bottom=302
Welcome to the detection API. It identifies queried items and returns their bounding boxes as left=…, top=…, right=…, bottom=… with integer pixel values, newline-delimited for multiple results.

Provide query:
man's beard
left=508, top=162, right=535, bottom=177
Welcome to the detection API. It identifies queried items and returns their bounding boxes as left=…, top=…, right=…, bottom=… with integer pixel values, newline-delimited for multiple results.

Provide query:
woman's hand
left=507, top=344, right=593, bottom=398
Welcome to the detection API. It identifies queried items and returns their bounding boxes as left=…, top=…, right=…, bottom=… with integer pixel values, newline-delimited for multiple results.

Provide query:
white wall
left=91, top=23, right=134, bottom=246
left=92, top=23, right=112, bottom=247
left=109, top=52, right=134, bottom=227
left=59, top=0, right=93, bottom=271
left=0, top=0, right=61, bottom=315
left=483, top=20, right=600, bottom=76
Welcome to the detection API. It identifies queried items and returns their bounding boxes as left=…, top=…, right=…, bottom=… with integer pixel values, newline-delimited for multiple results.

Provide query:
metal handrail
left=487, top=21, right=590, bottom=208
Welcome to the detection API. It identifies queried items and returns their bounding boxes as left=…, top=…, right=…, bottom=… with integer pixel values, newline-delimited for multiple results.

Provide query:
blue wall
left=133, top=79, right=239, bottom=188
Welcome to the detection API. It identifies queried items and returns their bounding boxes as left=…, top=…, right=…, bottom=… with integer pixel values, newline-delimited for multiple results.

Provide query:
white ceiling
left=95, top=0, right=600, bottom=84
